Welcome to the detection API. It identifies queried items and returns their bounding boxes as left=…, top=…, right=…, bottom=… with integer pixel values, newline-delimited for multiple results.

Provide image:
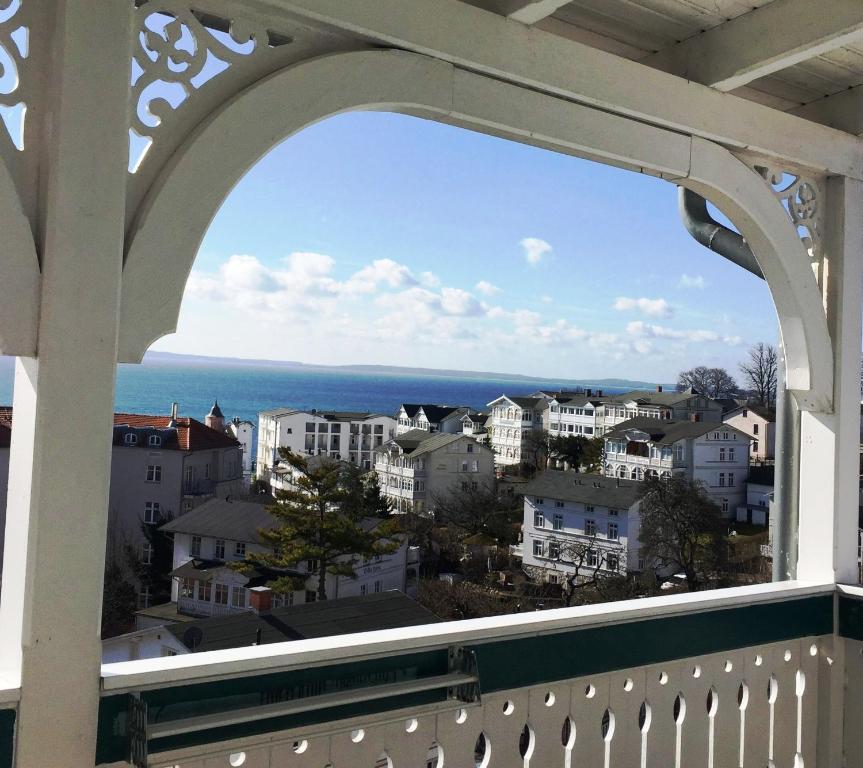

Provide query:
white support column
left=0, top=4, right=131, bottom=767
left=797, top=176, right=863, bottom=584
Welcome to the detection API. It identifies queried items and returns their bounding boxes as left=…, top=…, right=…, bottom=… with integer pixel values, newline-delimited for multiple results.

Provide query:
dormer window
left=124, top=433, right=137, bottom=446
left=148, top=435, right=161, bottom=447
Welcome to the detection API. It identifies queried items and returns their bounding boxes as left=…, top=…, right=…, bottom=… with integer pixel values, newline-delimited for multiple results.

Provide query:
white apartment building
left=736, top=465, right=774, bottom=526
left=256, top=408, right=397, bottom=478
left=723, top=405, right=776, bottom=461
left=487, top=395, right=547, bottom=467
left=520, top=472, right=643, bottom=583
left=160, top=497, right=410, bottom=618
left=395, top=404, right=475, bottom=435
left=226, top=417, right=255, bottom=475
left=374, top=431, right=496, bottom=515
left=547, top=386, right=724, bottom=442
left=461, top=411, right=491, bottom=443
left=603, top=418, right=750, bottom=515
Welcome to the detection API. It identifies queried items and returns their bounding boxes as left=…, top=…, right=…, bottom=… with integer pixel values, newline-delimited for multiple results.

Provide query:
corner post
left=0, top=3, right=132, bottom=766
left=797, top=176, right=863, bottom=584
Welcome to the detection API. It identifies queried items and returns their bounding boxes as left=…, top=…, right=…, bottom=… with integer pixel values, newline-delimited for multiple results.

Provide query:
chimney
left=171, top=402, right=178, bottom=420
left=656, top=385, right=663, bottom=393
left=248, top=586, right=272, bottom=615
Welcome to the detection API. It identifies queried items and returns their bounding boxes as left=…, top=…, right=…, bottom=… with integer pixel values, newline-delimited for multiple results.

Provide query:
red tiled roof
left=0, top=407, right=237, bottom=452
left=113, top=414, right=239, bottom=451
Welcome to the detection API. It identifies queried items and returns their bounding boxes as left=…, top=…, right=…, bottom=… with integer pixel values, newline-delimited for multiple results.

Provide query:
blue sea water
left=0, top=356, right=640, bottom=453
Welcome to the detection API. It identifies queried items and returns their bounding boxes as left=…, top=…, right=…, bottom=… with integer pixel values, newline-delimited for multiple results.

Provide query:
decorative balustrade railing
left=4, top=583, right=863, bottom=766
left=74, top=581, right=863, bottom=767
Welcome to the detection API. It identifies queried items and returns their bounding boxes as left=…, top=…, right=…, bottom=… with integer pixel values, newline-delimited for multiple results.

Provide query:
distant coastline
left=141, top=351, right=673, bottom=391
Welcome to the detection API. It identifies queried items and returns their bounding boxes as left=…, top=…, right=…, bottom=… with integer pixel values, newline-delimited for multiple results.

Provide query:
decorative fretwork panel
left=0, top=0, right=28, bottom=151
left=131, top=0, right=292, bottom=173
left=139, top=636, right=825, bottom=768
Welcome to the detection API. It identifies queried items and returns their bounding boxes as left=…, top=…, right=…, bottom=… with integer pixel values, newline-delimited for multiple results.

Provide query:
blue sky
left=154, top=111, right=777, bottom=381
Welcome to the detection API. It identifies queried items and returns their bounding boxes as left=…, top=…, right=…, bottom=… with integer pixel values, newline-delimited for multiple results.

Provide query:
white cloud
left=345, top=258, right=418, bottom=294
left=626, top=321, right=742, bottom=346
left=613, top=296, right=672, bottom=318
left=540, top=295, right=553, bottom=304
left=475, top=280, right=500, bottom=296
left=420, top=271, right=441, bottom=288
left=520, top=237, right=552, bottom=265
left=679, top=274, right=706, bottom=289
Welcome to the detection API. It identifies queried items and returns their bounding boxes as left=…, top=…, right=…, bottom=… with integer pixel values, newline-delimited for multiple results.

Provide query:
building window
left=307, top=559, right=319, bottom=572
left=719, top=447, right=726, bottom=462
left=471, top=461, right=479, bottom=472
left=214, top=584, right=228, bottom=605
left=190, top=535, right=202, bottom=558
left=204, top=463, right=210, bottom=480
left=718, top=473, right=726, bottom=487
left=553, top=514, right=564, bottom=531
left=753, top=423, right=759, bottom=435
left=124, top=433, right=137, bottom=446
left=536, top=498, right=545, bottom=505
left=197, top=580, right=211, bottom=602
left=141, top=542, right=153, bottom=565
left=161, top=647, right=177, bottom=657
left=728, top=448, right=735, bottom=462
left=148, top=435, right=162, bottom=448
left=586, top=550, right=598, bottom=567
left=534, top=511, right=544, bottom=528
left=533, top=540, right=544, bottom=557
left=585, top=504, right=594, bottom=513
left=180, top=578, right=195, bottom=598
left=728, top=473, right=735, bottom=487
left=235, top=541, right=246, bottom=558
left=609, top=509, right=619, bottom=516
left=467, top=443, right=474, bottom=453
left=549, top=541, right=561, bottom=559
left=721, top=498, right=729, bottom=514
left=608, top=523, right=619, bottom=541
left=585, top=520, right=597, bottom=536
left=144, top=501, right=160, bottom=524
left=231, top=586, right=246, bottom=608
left=461, top=461, right=468, bottom=472
left=607, top=554, right=619, bottom=571
left=742, top=409, right=748, bottom=417
left=214, top=539, right=225, bottom=559
left=146, top=464, right=162, bottom=483
left=305, top=590, right=317, bottom=603
left=137, top=586, right=151, bottom=609
left=555, top=500, right=564, bottom=508
left=360, top=584, right=367, bottom=596
left=753, top=440, right=759, bottom=453
left=374, top=580, right=382, bottom=593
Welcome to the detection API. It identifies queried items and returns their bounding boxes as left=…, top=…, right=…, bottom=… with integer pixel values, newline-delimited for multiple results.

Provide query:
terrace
left=0, top=1, right=862, bottom=766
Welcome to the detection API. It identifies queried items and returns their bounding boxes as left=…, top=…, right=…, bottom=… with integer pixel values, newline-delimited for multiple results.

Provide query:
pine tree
left=248, top=450, right=402, bottom=600
left=362, top=471, right=393, bottom=518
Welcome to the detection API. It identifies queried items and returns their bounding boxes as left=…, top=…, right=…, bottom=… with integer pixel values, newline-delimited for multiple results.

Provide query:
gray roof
left=724, top=404, right=776, bottom=421
left=258, top=407, right=390, bottom=422
left=165, top=592, right=440, bottom=652
left=523, top=471, right=641, bottom=508
left=160, top=497, right=277, bottom=543
left=611, top=388, right=717, bottom=408
left=603, top=417, right=738, bottom=445
left=489, top=395, right=546, bottom=409
left=387, top=430, right=479, bottom=458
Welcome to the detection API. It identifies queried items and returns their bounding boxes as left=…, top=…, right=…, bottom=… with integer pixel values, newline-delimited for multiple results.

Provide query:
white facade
left=395, top=404, right=474, bottom=436
left=723, top=405, right=776, bottom=460
left=604, top=419, right=751, bottom=515
left=487, top=395, right=546, bottom=467
left=256, top=408, right=397, bottom=477
left=375, top=432, right=496, bottom=515
left=520, top=473, right=642, bottom=583
left=166, top=507, right=409, bottom=616
left=226, top=417, right=255, bottom=475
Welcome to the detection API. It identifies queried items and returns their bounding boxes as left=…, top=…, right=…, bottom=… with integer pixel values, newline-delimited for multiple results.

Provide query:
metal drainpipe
left=678, top=188, right=799, bottom=581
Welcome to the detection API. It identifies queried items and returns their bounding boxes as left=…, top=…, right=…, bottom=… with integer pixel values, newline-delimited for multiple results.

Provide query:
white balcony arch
left=119, top=48, right=831, bottom=412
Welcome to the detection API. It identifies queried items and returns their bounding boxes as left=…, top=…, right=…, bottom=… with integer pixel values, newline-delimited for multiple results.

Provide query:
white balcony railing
left=84, top=580, right=859, bottom=768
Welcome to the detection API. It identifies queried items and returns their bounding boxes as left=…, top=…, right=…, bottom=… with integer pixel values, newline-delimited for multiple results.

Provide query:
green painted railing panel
left=839, top=593, right=863, bottom=640
left=97, top=649, right=449, bottom=764
left=0, top=710, right=14, bottom=768
left=96, top=594, right=833, bottom=764
left=470, top=595, right=833, bottom=693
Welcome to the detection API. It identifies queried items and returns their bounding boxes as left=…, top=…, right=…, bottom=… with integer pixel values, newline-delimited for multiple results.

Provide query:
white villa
left=374, top=431, right=495, bottom=515
left=519, top=472, right=643, bottom=583
left=487, top=395, right=548, bottom=467
left=723, top=404, right=776, bottom=460
left=159, top=497, right=412, bottom=616
left=395, top=404, right=476, bottom=435
left=603, top=418, right=750, bottom=515
left=256, top=408, right=397, bottom=477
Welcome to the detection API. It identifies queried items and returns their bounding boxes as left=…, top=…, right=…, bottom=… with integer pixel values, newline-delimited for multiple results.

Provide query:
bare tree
left=677, top=366, right=738, bottom=399
left=739, top=342, right=778, bottom=408
left=530, top=533, right=625, bottom=606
